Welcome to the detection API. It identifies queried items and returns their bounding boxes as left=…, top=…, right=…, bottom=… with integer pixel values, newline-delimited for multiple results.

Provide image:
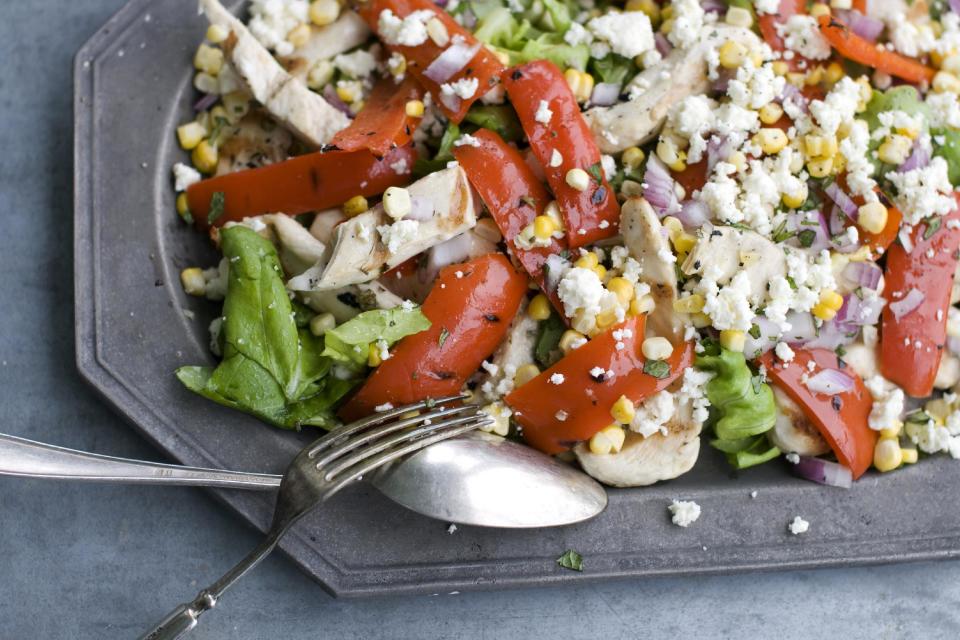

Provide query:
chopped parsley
left=643, top=359, right=670, bottom=379
left=438, top=327, right=450, bottom=348
left=556, top=549, right=583, bottom=572
left=207, top=191, right=226, bottom=225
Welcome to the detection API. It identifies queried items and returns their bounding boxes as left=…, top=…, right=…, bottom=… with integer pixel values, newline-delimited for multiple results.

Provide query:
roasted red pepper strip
left=502, top=60, right=620, bottom=248
left=340, top=254, right=527, bottom=421
left=880, top=201, right=960, bottom=397
left=330, top=76, right=424, bottom=157
left=759, top=348, right=876, bottom=479
left=186, top=145, right=416, bottom=228
left=358, top=0, right=505, bottom=123
left=757, top=0, right=807, bottom=67
left=672, top=160, right=709, bottom=195
left=452, top=128, right=566, bottom=311
left=819, top=15, right=936, bottom=85
left=507, top=314, right=694, bottom=454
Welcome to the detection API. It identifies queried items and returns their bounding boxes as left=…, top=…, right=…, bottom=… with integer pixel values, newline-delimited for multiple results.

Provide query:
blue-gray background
left=1, top=1, right=959, bottom=637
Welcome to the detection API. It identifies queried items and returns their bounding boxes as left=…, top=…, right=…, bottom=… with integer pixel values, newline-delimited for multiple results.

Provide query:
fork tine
left=310, top=404, right=477, bottom=471
left=318, top=407, right=485, bottom=481
left=308, top=394, right=466, bottom=458
left=320, top=416, right=494, bottom=500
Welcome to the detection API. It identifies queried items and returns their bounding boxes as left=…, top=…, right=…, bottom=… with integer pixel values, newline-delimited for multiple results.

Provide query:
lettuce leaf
left=176, top=226, right=356, bottom=430
left=321, top=306, right=431, bottom=367
left=932, top=127, right=960, bottom=186
left=861, top=86, right=930, bottom=175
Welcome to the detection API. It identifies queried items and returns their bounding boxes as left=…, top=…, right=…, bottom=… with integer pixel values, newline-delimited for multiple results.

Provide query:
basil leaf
left=797, top=228, right=816, bottom=248
left=322, top=307, right=432, bottom=367
left=643, top=359, right=670, bottom=379
left=534, top=311, right=566, bottom=369
left=923, top=215, right=942, bottom=240
left=464, top=105, right=524, bottom=142
left=556, top=549, right=583, bottom=572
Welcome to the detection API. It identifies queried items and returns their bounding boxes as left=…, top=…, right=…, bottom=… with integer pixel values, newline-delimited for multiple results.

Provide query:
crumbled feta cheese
left=333, top=49, right=378, bottom=79
left=927, top=92, right=960, bottom=129
left=668, top=0, right=704, bottom=49
left=629, top=390, right=675, bottom=437
left=447, top=523, right=457, bottom=534
left=555, top=410, right=569, bottom=421
left=677, top=366, right=713, bottom=426
left=886, top=157, right=957, bottom=225
left=557, top=267, right=608, bottom=318
left=564, top=22, right=592, bottom=47
left=840, top=119, right=878, bottom=201
left=668, top=499, right=701, bottom=528
left=549, top=373, right=565, bottom=385
left=864, top=375, right=905, bottom=431
left=378, top=9, right=434, bottom=47
left=810, top=77, right=862, bottom=135
left=247, top=0, right=309, bottom=55
left=390, top=157, right=409, bottom=175
left=375, top=402, right=395, bottom=412
left=785, top=452, right=800, bottom=464
left=534, top=100, right=553, bottom=124
left=700, top=269, right=754, bottom=331
left=775, top=342, right=796, bottom=363
left=453, top=133, right=482, bottom=147
left=777, top=15, right=831, bottom=60
left=172, top=162, right=202, bottom=191
left=587, top=11, right=654, bottom=59
left=727, top=61, right=785, bottom=111
left=441, top=77, right=479, bottom=100
left=377, top=219, right=420, bottom=254
left=788, top=516, right=809, bottom=535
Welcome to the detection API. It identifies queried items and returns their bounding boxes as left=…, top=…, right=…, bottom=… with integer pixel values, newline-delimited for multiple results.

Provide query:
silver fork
left=141, top=395, right=491, bottom=640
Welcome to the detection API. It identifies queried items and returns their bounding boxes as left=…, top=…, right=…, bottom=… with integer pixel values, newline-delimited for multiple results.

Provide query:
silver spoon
left=0, top=431, right=606, bottom=528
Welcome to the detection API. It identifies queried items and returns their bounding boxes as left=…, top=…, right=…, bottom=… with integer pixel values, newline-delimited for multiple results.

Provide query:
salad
left=171, top=0, right=960, bottom=490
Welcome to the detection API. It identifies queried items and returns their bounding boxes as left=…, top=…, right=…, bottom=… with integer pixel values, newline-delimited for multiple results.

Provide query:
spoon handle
left=0, top=433, right=282, bottom=490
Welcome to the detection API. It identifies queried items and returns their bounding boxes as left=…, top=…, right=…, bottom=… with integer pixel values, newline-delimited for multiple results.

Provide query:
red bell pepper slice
left=452, top=128, right=565, bottom=310
left=330, top=76, right=424, bottom=157
left=506, top=314, right=694, bottom=454
left=340, top=253, right=527, bottom=421
left=757, top=0, right=807, bottom=67
left=818, top=15, right=935, bottom=85
left=759, top=348, right=876, bottom=479
left=672, top=160, right=709, bottom=195
left=502, top=60, right=620, bottom=248
left=358, top=0, right=505, bottom=123
left=880, top=201, right=960, bottom=397
left=185, top=145, right=416, bottom=228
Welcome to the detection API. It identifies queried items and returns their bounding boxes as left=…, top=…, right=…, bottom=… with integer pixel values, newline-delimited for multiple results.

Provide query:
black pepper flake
left=404, top=125, right=411, bottom=135
left=831, top=396, right=842, bottom=411
left=510, top=70, right=522, bottom=80
left=837, top=358, right=847, bottom=369
left=432, top=371, right=456, bottom=380
left=711, top=230, right=722, bottom=238
left=484, top=313, right=500, bottom=322
left=693, top=260, right=701, bottom=269
left=591, top=187, right=606, bottom=204
left=154, top=279, right=164, bottom=287
left=321, top=144, right=340, bottom=152
left=589, top=371, right=606, bottom=383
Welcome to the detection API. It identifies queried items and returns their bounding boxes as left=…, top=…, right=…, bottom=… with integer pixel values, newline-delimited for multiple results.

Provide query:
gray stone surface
left=1, top=0, right=960, bottom=637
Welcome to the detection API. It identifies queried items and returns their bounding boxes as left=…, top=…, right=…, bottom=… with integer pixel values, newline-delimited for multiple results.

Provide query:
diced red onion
left=950, top=0, right=960, bottom=14
left=642, top=156, right=681, bottom=217
left=805, top=319, right=856, bottom=350
left=424, top=40, right=481, bottom=84
left=791, top=456, right=853, bottom=489
left=899, top=139, right=931, bottom=172
left=322, top=85, right=354, bottom=117
left=834, top=10, right=884, bottom=42
left=433, top=0, right=448, bottom=6
left=825, top=182, right=859, bottom=220
left=459, top=8, right=477, bottom=29
left=706, top=135, right=733, bottom=174
left=779, top=82, right=809, bottom=113
left=805, top=369, right=856, bottom=395
left=743, top=316, right=780, bottom=357
left=782, top=311, right=818, bottom=343
left=193, top=93, right=219, bottom=112
left=676, top=199, right=711, bottom=229
left=655, top=33, right=673, bottom=57
left=842, top=261, right=882, bottom=290
left=420, top=231, right=496, bottom=284
left=889, top=288, right=925, bottom=320
left=833, top=294, right=884, bottom=333
left=701, top=0, right=726, bottom=13
left=590, top=82, right=621, bottom=107
left=711, top=68, right=735, bottom=94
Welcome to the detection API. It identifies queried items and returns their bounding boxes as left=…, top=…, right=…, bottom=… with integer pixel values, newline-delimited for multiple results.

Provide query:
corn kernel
left=943, top=55, right=960, bottom=75
left=593, top=264, right=608, bottom=282
left=343, top=195, right=368, bottom=217
left=673, top=232, right=698, bottom=254
left=480, top=402, right=511, bottom=436
left=933, top=71, right=960, bottom=94
left=533, top=214, right=558, bottom=239
left=193, top=71, right=219, bottom=94
left=691, top=312, right=711, bottom=328
left=873, top=438, right=903, bottom=472
left=819, top=289, right=844, bottom=311
left=660, top=18, right=675, bottom=35
left=625, top=0, right=659, bottom=24
left=877, top=135, right=913, bottom=165
left=786, top=72, right=806, bottom=87
left=596, top=308, right=618, bottom=329
left=194, top=44, right=224, bottom=76
left=719, top=329, right=746, bottom=352
left=718, top=40, right=748, bottom=69
left=191, top=139, right=219, bottom=175
left=754, top=128, right=789, bottom=156
left=661, top=215, right=683, bottom=241
left=674, top=294, right=705, bottom=314
left=404, top=99, right=425, bottom=118
left=727, top=150, right=747, bottom=173
left=565, top=168, right=590, bottom=191
left=806, top=157, right=834, bottom=178
left=622, top=146, right=645, bottom=170
left=656, top=137, right=684, bottom=168
left=383, top=186, right=412, bottom=220
left=824, top=61, right=844, bottom=84
left=607, top=277, right=635, bottom=304
left=857, top=201, right=888, bottom=234
left=180, top=268, right=206, bottom=296
left=758, top=102, right=784, bottom=125
left=310, top=0, right=341, bottom=26
left=901, top=448, right=919, bottom=464
left=810, top=3, right=831, bottom=18
left=336, top=80, right=363, bottom=103
left=426, top=17, right=449, bottom=46
left=725, top=6, right=753, bottom=28
left=589, top=424, right=626, bottom=455
left=812, top=299, right=838, bottom=321
left=309, top=312, right=336, bottom=337
left=176, top=193, right=190, bottom=219
left=642, top=337, right=674, bottom=360
left=610, top=395, right=636, bottom=425
left=771, top=61, right=789, bottom=76
left=661, top=4, right=674, bottom=19
left=564, top=68, right=594, bottom=104
left=925, top=398, right=952, bottom=422
left=830, top=0, right=852, bottom=8
left=880, top=426, right=902, bottom=440
left=176, top=121, right=207, bottom=150
left=782, top=182, right=809, bottom=209
left=307, top=59, right=335, bottom=89
left=630, top=295, right=655, bottom=316
left=287, top=23, right=312, bottom=49
left=805, top=65, right=825, bottom=86
left=574, top=252, right=599, bottom=269
left=528, top=293, right=552, bottom=321
left=514, top=363, right=540, bottom=387
left=367, top=342, right=383, bottom=367
left=559, top=329, right=587, bottom=353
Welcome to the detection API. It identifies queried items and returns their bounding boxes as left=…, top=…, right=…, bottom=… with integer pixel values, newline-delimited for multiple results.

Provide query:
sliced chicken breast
left=768, top=387, right=830, bottom=457
left=280, top=12, right=371, bottom=81
left=681, top=225, right=786, bottom=304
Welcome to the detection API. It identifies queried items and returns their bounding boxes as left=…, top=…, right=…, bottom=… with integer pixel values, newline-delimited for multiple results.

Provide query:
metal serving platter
left=74, top=0, right=960, bottom=597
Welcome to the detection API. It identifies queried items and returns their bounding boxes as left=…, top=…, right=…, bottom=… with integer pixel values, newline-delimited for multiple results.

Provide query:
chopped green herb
left=438, top=326, right=450, bottom=348
left=556, top=549, right=583, bottom=572
left=586, top=162, right=604, bottom=183
left=905, top=410, right=933, bottom=424
left=520, top=194, right=537, bottom=208
left=750, top=375, right=763, bottom=395
left=771, top=219, right=795, bottom=243
left=785, top=275, right=798, bottom=291
left=923, top=215, right=942, bottom=240
left=207, top=191, right=226, bottom=225
left=749, top=324, right=761, bottom=340
left=643, top=359, right=670, bottom=379
left=797, top=229, right=817, bottom=248
left=534, top=312, right=566, bottom=369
